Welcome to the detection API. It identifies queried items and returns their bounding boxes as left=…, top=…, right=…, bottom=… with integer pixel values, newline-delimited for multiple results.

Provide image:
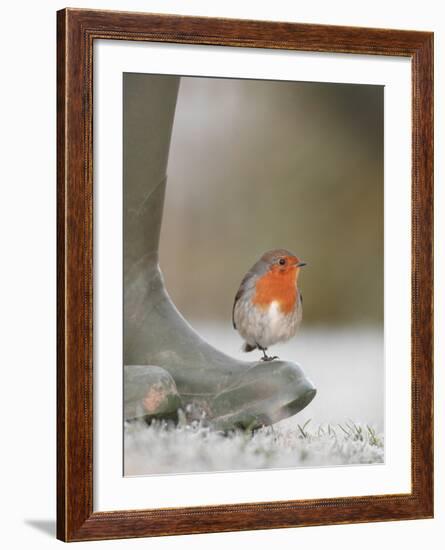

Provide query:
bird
left=232, top=249, right=306, bottom=362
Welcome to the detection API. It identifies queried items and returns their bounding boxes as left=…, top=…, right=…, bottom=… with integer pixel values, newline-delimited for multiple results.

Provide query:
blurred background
left=157, top=76, right=384, bottom=430
left=160, top=77, right=383, bottom=326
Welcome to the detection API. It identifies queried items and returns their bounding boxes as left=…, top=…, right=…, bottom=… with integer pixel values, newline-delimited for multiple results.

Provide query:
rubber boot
left=123, top=73, right=316, bottom=430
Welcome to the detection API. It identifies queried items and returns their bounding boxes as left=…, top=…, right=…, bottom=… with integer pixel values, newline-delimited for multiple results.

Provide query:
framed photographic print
left=57, top=8, right=434, bottom=542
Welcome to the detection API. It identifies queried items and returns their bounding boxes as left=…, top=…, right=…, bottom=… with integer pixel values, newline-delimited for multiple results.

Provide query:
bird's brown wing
left=232, top=291, right=241, bottom=329
left=232, top=270, right=257, bottom=329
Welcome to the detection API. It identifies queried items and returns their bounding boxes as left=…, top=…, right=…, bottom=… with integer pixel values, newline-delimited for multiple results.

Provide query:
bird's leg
left=260, top=347, right=279, bottom=362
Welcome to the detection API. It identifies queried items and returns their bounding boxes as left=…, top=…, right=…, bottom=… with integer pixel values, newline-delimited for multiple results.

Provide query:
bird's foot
left=259, top=347, right=279, bottom=362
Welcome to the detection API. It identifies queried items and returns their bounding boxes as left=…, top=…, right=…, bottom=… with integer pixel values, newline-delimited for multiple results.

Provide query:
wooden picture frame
left=57, top=8, right=433, bottom=542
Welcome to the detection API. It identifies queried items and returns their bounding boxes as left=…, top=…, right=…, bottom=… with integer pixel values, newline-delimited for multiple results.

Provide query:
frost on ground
left=124, top=418, right=384, bottom=476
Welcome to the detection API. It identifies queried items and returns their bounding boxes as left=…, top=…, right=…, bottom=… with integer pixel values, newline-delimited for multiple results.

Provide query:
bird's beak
left=297, top=261, right=307, bottom=267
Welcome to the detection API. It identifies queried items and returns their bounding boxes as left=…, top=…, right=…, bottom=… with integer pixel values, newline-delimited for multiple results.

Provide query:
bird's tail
left=242, top=342, right=257, bottom=353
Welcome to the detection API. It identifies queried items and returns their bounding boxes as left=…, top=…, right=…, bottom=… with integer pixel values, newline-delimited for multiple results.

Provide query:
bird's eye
left=278, top=258, right=286, bottom=265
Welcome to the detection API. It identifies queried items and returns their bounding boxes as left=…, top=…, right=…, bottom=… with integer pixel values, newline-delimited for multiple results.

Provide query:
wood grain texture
left=57, top=8, right=434, bottom=542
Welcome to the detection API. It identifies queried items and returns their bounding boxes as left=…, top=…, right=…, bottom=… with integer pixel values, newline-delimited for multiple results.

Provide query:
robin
left=232, top=249, right=306, bottom=361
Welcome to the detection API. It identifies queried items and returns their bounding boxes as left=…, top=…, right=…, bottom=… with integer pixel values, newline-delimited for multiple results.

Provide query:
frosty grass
left=124, top=417, right=384, bottom=476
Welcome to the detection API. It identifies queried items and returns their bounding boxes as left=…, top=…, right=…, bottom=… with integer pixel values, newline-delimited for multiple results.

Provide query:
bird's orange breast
left=252, top=267, right=298, bottom=314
